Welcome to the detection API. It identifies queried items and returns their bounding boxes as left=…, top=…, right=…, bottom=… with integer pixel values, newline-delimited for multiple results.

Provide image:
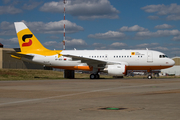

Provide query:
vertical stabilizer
left=14, top=22, right=48, bottom=53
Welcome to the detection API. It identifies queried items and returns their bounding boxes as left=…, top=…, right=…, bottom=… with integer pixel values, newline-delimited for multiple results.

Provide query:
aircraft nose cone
left=170, top=59, right=175, bottom=66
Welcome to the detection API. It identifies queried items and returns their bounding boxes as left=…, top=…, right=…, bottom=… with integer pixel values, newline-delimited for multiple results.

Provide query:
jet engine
left=104, top=65, right=127, bottom=76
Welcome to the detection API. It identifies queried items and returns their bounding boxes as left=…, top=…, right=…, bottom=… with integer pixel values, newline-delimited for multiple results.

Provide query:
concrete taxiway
left=0, top=78, right=180, bottom=120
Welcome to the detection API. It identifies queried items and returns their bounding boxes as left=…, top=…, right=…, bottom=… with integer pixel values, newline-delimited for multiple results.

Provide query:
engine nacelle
left=104, top=65, right=126, bottom=76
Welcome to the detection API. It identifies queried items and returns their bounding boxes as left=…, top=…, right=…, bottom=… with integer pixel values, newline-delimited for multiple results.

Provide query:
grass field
left=0, top=69, right=178, bottom=81
left=0, top=69, right=113, bottom=80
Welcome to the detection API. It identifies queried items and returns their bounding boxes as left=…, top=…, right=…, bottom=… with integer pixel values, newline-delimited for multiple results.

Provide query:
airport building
left=0, top=47, right=44, bottom=69
left=161, top=57, right=180, bottom=76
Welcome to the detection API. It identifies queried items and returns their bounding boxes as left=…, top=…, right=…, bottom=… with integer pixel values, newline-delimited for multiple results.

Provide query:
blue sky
left=1, top=0, right=180, bottom=57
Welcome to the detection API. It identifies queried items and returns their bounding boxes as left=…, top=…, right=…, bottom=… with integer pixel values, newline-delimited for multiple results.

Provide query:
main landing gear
left=147, top=70, right=153, bottom=79
left=90, top=73, right=100, bottom=79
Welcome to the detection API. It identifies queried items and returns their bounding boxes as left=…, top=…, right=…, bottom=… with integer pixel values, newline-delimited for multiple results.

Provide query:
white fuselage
left=23, top=50, right=175, bottom=72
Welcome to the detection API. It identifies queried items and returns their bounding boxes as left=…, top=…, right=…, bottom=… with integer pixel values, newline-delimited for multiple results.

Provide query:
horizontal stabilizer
left=8, top=51, right=34, bottom=59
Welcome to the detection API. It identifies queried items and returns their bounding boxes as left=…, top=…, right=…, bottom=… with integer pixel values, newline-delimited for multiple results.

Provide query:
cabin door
left=147, top=52, right=153, bottom=62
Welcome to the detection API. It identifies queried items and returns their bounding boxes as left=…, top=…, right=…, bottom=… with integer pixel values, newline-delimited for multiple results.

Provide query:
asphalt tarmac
left=0, top=78, right=180, bottom=120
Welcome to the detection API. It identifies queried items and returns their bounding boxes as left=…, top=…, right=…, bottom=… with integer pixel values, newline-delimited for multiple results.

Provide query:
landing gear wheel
left=90, top=74, right=100, bottom=79
left=90, top=74, right=96, bottom=79
left=147, top=75, right=152, bottom=79
left=95, top=74, right=99, bottom=79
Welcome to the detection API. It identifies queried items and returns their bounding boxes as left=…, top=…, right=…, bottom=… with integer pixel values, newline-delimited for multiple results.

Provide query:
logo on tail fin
left=22, top=34, right=33, bottom=47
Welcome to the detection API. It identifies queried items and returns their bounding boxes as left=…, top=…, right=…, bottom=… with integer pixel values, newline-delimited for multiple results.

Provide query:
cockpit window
left=159, top=55, right=168, bottom=58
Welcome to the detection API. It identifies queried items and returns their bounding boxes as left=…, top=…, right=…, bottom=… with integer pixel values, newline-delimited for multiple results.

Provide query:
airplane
left=11, top=22, right=175, bottom=79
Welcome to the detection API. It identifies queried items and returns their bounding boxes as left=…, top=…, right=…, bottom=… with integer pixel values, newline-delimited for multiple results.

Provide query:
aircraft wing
left=62, top=54, right=107, bottom=65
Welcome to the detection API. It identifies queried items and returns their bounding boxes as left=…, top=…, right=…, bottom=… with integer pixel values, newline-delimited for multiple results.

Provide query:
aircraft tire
left=90, top=74, right=96, bottom=79
left=147, top=75, right=152, bottom=79
left=96, top=74, right=100, bottom=79
left=90, top=74, right=100, bottom=79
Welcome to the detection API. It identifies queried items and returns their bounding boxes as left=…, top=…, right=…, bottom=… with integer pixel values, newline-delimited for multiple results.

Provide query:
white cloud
left=0, top=6, right=22, bottom=14
left=109, top=42, right=127, bottom=49
left=88, top=31, right=126, bottom=40
left=43, top=39, right=87, bottom=49
left=171, top=47, right=180, bottom=51
left=133, top=43, right=169, bottom=53
left=92, top=43, right=107, bottom=50
left=154, top=24, right=174, bottom=29
left=0, top=30, right=15, bottom=36
left=136, top=43, right=159, bottom=48
left=136, top=43, right=149, bottom=47
left=119, top=25, right=148, bottom=32
left=142, top=3, right=180, bottom=21
left=0, top=20, right=84, bottom=35
left=23, top=20, right=84, bottom=34
left=172, top=35, right=180, bottom=41
left=152, top=46, right=169, bottom=51
left=44, top=41, right=57, bottom=47
left=9, top=37, right=18, bottom=43
left=110, top=42, right=127, bottom=47
left=22, top=1, right=42, bottom=10
left=40, top=0, right=120, bottom=20
left=65, top=39, right=87, bottom=47
left=0, top=21, right=14, bottom=30
left=92, top=42, right=127, bottom=50
left=141, top=3, right=180, bottom=15
left=141, top=4, right=165, bottom=13
left=135, top=30, right=180, bottom=39
left=166, top=15, right=180, bottom=21
left=0, top=21, right=15, bottom=36
left=0, top=37, right=19, bottom=48
left=151, top=43, right=159, bottom=46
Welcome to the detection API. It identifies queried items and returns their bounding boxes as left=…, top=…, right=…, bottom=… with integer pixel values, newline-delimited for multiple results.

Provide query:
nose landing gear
left=147, top=74, right=152, bottom=79
left=147, top=70, right=153, bottom=79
